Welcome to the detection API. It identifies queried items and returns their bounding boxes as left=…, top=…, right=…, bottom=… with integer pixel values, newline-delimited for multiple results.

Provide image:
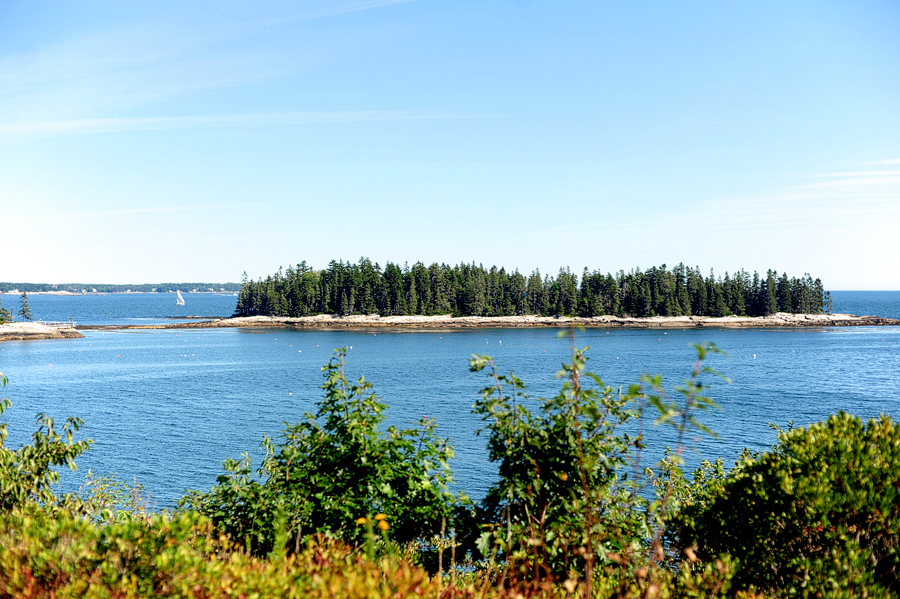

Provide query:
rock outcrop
left=0, top=322, right=84, bottom=342
left=83, top=312, right=900, bottom=331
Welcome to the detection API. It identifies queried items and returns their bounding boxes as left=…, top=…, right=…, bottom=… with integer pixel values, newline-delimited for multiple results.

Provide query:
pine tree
left=18, top=292, right=33, bottom=322
left=0, top=298, right=12, bottom=323
left=777, top=273, right=793, bottom=313
left=764, top=270, right=778, bottom=315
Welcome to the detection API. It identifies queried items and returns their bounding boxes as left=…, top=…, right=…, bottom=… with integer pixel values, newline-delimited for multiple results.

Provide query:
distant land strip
left=0, top=283, right=242, bottom=294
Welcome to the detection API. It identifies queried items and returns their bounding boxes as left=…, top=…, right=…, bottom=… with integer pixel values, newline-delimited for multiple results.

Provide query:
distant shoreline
left=0, top=291, right=237, bottom=296
left=79, top=312, right=900, bottom=332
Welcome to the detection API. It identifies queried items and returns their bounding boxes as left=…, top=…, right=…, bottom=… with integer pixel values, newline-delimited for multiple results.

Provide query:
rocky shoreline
left=78, top=312, right=900, bottom=332
left=0, top=322, right=84, bottom=342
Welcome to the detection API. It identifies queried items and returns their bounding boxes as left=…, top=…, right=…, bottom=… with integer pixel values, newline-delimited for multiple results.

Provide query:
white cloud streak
left=0, top=110, right=472, bottom=137
left=5, top=203, right=260, bottom=225
left=0, top=0, right=419, bottom=124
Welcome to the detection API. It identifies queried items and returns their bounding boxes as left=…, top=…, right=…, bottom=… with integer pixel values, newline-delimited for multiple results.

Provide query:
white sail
left=176, top=290, right=185, bottom=306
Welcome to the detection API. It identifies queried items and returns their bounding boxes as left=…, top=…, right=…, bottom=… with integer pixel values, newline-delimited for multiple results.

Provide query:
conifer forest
left=235, top=259, right=830, bottom=318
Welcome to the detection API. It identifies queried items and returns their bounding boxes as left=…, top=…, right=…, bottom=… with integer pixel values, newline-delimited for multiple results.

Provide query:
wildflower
left=559, top=472, right=568, bottom=481
left=374, top=513, right=387, bottom=521
left=377, top=520, right=390, bottom=531
left=356, top=517, right=367, bottom=525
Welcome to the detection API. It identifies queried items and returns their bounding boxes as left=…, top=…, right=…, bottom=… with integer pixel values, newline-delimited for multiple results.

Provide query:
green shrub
left=0, top=506, right=448, bottom=599
left=676, top=413, right=900, bottom=597
left=0, top=371, right=93, bottom=513
left=466, top=339, right=729, bottom=599
left=467, top=343, right=647, bottom=583
left=183, top=348, right=462, bottom=556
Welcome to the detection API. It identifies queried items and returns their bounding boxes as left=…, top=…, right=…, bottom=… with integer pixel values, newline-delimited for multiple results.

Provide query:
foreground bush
left=183, top=349, right=461, bottom=556
left=0, top=504, right=752, bottom=599
left=677, top=413, right=900, bottom=598
left=0, top=507, right=447, bottom=599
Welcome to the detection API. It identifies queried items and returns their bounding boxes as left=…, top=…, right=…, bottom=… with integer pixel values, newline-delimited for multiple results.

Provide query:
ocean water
left=829, top=290, right=900, bottom=320
left=1, top=292, right=898, bottom=507
left=2, top=292, right=238, bottom=325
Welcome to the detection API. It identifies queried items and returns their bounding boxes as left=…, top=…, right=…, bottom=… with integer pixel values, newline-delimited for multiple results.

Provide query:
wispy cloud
left=0, top=0, right=417, bottom=124
left=258, top=0, right=418, bottom=27
left=867, top=158, right=900, bottom=165
left=810, top=170, right=900, bottom=178
left=7, top=203, right=259, bottom=225
left=0, top=110, right=473, bottom=136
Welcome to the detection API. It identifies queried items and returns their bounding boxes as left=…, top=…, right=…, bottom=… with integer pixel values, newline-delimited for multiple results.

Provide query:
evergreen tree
left=777, top=273, right=792, bottom=313
left=688, top=267, right=707, bottom=316
left=556, top=268, right=578, bottom=315
left=0, top=298, right=12, bottom=323
left=764, top=270, right=778, bottom=315
left=526, top=270, right=546, bottom=315
left=18, top=292, right=33, bottom=322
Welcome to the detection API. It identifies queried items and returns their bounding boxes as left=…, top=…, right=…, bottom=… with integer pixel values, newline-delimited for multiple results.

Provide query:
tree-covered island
left=235, top=259, right=830, bottom=319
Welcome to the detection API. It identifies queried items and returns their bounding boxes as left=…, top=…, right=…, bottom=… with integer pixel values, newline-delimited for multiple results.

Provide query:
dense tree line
left=235, top=259, right=831, bottom=318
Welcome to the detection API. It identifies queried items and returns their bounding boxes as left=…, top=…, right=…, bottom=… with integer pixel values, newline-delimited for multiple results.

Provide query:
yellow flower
left=356, top=517, right=367, bottom=525
left=374, top=513, right=387, bottom=521
left=377, top=520, right=390, bottom=531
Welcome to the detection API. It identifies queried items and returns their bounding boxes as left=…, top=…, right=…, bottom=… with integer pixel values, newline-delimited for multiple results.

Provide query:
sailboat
left=176, top=290, right=185, bottom=306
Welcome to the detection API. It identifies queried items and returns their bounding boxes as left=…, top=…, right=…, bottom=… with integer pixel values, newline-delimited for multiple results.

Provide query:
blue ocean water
left=829, top=290, right=900, bottom=320
left=1, top=292, right=898, bottom=507
left=3, top=292, right=238, bottom=325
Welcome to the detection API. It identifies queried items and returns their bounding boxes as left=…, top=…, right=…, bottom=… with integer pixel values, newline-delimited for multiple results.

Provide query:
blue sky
left=1, top=0, right=898, bottom=289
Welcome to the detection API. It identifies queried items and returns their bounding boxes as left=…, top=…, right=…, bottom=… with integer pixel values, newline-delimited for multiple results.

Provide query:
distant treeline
left=0, top=282, right=242, bottom=293
left=235, top=259, right=831, bottom=318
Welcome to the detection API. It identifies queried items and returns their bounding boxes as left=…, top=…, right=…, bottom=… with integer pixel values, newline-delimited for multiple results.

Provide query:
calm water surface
left=1, top=292, right=898, bottom=507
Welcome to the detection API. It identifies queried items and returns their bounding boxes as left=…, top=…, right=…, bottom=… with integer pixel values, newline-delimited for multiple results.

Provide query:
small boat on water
left=176, top=290, right=185, bottom=306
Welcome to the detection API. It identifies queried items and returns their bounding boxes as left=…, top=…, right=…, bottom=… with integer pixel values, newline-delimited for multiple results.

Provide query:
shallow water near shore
left=2, top=317, right=899, bottom=507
